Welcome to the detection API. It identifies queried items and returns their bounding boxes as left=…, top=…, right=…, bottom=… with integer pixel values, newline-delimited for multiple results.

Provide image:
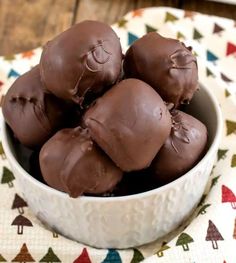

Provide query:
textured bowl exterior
left=2, top=84, right=222, bottom=249
left=9, top=152, right=215, bottom=249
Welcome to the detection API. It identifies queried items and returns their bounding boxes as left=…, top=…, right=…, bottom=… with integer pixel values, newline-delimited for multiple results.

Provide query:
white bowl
left=2, top=83, right=222, bottom=249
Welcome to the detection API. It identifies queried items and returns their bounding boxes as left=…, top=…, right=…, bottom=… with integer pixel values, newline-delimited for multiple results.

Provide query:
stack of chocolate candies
left=3, top=21, right=207, bottom=198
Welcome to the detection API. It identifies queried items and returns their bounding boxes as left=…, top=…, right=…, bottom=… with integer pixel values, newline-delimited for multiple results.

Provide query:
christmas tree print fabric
left=0, top=7, right=236, bottom=263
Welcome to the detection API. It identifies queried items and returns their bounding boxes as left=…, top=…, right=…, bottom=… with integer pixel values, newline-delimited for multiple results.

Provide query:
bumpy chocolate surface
left=40, top=20, right=122, bottom=105
left=39, top=127, right=123, bottom=197
left=123, top=32, right=198, bottom=107
left=84, top=78, right=172, bottom=172
left=2, top=66, right=69, bottom=148
left=151, top=110, right=207, bottom=184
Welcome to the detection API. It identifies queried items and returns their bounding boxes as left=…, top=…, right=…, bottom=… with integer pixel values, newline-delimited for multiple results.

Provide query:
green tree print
left=176, top=233, right=194, bottom=251
left=1, top=166, right=15, bottom=187
left=156, top=242, right=170, bottom=257
left=130, top=248, right=144, bottom=263
left=193, top=28, right=203, bottom=40
left=145, top=24, right=157, bottom=33
left=206, top=68, right=214, bottom=77
left=117, top=18, right=127, bottom=28
left=40, top=248, right=61, bottom=263
left=226, top=120, right=236, bottom=136
left=211, top=176, right=220, bottom=189
left=198, top=204, right=211, bottom=215
left=0, top=254, right=6, bottom=262
left=217, top=149, right=228, bottom=161
left=231, top=154, right=236, bottom=167
left=225, top=89, right=230, bottom=97
left=0, top=142, right=6, bottom=160
left=165, top=12, right=178, bottom=22
left=177, top=31, right=185, bottom=40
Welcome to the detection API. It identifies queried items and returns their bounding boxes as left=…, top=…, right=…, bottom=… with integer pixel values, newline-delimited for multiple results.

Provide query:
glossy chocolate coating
left=151, top=110, right=207, bottom=184
left=123, top=32, right=198, bottom=107
left=40, top=20, right=122, bottom=105
left=39, top=127, right=123, bottom=197
left=84, top=78, right=172, bottom=172
left=2, top=66, right=70, bottom=148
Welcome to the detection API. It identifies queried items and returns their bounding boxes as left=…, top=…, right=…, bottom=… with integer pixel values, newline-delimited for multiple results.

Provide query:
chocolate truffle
left=2, top=66, right=71, bottom=148
left=40, top=20, right=122, bottom=105
left=123, top=32, right=198, bottom=107
left=151, top=110, right=207, bottom=184
left=39, top=127, right=123, bottom=197
left=84, top=78, right=172, bottom=172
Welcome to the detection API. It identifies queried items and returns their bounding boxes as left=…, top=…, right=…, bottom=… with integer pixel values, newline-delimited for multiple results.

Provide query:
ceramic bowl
left=2, top=83, right=222, bottom=249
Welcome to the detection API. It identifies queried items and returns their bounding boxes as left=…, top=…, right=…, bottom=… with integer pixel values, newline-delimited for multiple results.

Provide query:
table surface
left=0, top=0, right=236, bottom=56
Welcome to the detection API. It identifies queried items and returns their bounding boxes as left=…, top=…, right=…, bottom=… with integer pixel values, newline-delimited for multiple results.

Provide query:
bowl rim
left=1, top=82, right=223, bottom=202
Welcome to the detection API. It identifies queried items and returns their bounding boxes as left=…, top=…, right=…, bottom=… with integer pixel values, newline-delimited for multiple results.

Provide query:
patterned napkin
left=0, top=7, right=236, bottom=263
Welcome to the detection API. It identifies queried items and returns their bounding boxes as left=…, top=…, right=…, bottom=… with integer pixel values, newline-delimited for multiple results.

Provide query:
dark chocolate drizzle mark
left=60, top=128, right=93, bottom=196
left=10, top=95, right=52, bottom=133
left=72, top=40, right=112, bottom=105
left=170, top=111, right=191, bottom=153
left=159, top=107, right=163, bottom=120
left=85, top=40, right=112, bottom=71
left=87, top=117, right=136, bottom=164
left=170, top=48, right=197, bottom=70
left=91, top=42, right=111, bottom=64
left=171, top=135, right=179, bottom=153
left=85, top=56, right=100, bottom=73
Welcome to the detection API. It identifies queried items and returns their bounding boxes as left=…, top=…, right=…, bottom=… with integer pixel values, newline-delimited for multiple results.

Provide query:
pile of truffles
left=3, top=20, right=208, bottom=198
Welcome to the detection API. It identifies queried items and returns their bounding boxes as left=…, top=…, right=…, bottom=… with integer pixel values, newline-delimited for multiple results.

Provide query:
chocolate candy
left=84, top=78, right=172, bottom=172
left=39, top=127, right=123, bottom=197
left=2, top=66, right=70, bottom=148
left=40, top=20, right=122, bottom=105
left=2, top=21, right=208, bottom=198
left=151, top=110, right=207, bottom=184
left=123, top=32, right=198, bottom=107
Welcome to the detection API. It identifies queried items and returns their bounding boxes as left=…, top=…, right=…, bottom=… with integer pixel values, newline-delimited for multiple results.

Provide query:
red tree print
left=206, top=220, right=224, bottom=249
left=73, top=248, right=91, bottom=263
left=222, top=185, right=236, bottom=209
